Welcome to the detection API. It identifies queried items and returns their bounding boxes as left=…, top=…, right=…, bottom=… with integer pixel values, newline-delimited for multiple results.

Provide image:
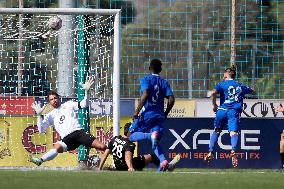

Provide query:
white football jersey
left=39, top=100, right=82, bottom=139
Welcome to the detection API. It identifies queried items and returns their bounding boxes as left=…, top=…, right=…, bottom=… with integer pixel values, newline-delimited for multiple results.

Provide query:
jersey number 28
left=112, top=142, right=123, bottom=158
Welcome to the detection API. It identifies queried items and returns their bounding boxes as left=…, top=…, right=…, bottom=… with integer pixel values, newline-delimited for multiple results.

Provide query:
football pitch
left=0, top=169, right=283, bottom=189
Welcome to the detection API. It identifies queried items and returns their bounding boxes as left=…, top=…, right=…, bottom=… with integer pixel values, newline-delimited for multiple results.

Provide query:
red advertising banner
left=0, top=96, right=35, bottom=115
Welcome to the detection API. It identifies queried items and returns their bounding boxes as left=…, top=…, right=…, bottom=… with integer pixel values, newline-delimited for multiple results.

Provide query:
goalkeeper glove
left=31, top=101, right=45, bottom=115
left=80, top=76, right=94, bottom=91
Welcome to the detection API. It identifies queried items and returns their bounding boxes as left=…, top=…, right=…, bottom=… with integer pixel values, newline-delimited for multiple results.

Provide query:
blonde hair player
left=204, top=66, right=256, bottom=168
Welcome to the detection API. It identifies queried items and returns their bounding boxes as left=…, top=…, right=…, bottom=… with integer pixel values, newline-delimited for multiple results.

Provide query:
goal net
left=0, top=8, right=120, bottom=168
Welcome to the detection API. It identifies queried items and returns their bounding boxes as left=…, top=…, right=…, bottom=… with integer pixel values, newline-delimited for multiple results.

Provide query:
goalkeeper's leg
left=29, top=142, right=64, bottom=166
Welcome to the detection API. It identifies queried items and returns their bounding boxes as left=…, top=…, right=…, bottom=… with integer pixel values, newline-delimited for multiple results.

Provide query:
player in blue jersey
left=275, top=105, right=284, bottom=170
left=128, top=59, right=175, bottom=171
left=204, top=65, right=255, bottom=168
left=279, top=132, right=284, bottom=170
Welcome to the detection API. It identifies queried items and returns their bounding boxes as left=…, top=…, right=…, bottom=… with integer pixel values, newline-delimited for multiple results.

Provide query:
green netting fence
left=0, top=0, right=283, bottom=99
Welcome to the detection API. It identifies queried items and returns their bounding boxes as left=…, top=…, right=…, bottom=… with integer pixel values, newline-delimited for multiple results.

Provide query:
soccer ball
left=48, top=16, right=62, bottom=31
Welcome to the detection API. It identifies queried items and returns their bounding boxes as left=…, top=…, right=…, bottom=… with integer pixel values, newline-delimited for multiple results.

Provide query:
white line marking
left=171, top=171, right=266, bottom=174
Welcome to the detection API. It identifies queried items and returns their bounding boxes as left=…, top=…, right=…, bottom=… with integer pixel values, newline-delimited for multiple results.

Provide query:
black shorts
left=133, top=155, right=146, bottom=171
left=115, top=155, right=145, bottom=171
left=62, top=130, right=96, bottom=151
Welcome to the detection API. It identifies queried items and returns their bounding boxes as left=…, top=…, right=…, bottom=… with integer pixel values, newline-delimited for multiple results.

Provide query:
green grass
left=0, top=169, right=283, bottom=189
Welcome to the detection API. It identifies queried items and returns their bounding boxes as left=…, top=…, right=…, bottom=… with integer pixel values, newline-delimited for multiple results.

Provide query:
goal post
left=77, top=15, right=91, bottom=161
left=0, top=8, right=121, bottom=167
left=230, top=0, right=236, bottom=67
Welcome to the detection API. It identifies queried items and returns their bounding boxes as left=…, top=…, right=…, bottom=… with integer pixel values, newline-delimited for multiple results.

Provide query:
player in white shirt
left=29, top=77, right=106, bottom=166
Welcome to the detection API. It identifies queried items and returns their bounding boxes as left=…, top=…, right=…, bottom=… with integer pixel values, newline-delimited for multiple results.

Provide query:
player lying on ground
left=204, top=65, right=255, bottom=168
left=128, top=59, right=175, bottom=171
left=29, top=77, right=106, bottom=166
left=275, top=105, right=284, bottom=170
left=98, top=123, right=181, bottom=171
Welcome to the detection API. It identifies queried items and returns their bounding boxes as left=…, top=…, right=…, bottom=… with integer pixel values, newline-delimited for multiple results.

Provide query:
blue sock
left=209, top=131, right=219, bottom=152
left=231, top=134, right=239, bottom=151
left=153, top=144, right=166, bottom=171
left=154, top=144, right=166, bottom=163
left=129, top=132, right=151, bottom=142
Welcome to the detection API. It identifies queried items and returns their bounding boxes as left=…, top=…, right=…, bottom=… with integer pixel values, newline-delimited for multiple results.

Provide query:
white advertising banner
left=195, top=99, right=284, bottom=118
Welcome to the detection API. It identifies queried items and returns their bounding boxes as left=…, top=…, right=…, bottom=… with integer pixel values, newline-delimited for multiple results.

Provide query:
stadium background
left=0, top=0, right=283, bottom=98
left=0, top=0, right=284, bottom=169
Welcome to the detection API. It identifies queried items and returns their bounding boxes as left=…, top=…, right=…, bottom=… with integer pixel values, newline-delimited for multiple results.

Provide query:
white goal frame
left=0, top=8, right=121, bottom=137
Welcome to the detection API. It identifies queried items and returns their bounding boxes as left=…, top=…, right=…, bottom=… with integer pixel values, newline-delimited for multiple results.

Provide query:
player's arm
left=37, top=114, right=52, bottom=133
left=98, top=148, right=111, bottom=171
left=165, top=95, right=175, bottom=118
left=276, top=104, right=284, bottom=112
left=241, top=83, right=256, bottom=96
left=250, top=88, right=256, bottom=95
left=125, top=151, right=135, bottom=171
left=77, top=76, right=94, bottom=109
left=31, top=102, right=51, bottom=133
left=247, top=86, right=256, bottom=95
left=133, top=77, right=149, bottom=119
left=211, top=90, right=219, bottom=112
left=164, top=81, right=175, bottom=118
left=133, top=90, right=148, bottom=119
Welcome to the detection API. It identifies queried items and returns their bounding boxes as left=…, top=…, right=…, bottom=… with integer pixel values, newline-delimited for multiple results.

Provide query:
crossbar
left=0, top=8, right=120, bottom=15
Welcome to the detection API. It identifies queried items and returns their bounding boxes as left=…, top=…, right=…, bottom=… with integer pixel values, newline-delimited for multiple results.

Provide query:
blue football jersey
left=139, top=74, right=173, bottom=119
left=215, top=79, right=253, bottom=112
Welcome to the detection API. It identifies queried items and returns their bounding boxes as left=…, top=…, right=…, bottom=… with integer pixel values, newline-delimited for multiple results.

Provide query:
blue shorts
left=129, top=116, right=164, bottom=135
left=214, top=108, right=240, bottom=132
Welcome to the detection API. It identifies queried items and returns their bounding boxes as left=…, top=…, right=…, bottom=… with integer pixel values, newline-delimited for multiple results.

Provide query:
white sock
left=41, top=149, right=58, bottom=162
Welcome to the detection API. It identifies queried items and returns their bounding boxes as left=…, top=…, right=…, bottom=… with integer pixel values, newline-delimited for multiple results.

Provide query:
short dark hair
left=150, top=59, right=162, bottom=73
left=47, top=90, right=59, bottom=100
left=124, top=122, right=132, bottom=136
left=225, top=65, right=236, bottom=79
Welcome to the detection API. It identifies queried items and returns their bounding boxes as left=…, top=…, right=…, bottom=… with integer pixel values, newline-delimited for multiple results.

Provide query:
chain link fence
left=0, top=0, right=283, bottom=99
